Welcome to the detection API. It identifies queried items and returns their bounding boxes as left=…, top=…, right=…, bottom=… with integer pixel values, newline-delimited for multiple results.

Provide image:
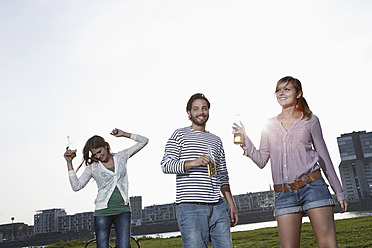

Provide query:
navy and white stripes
left=161, top=127, right=229, bottom=204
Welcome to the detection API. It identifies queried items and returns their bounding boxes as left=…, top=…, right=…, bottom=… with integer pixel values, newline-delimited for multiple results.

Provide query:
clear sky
left=1, top=0, right=371, bottom=225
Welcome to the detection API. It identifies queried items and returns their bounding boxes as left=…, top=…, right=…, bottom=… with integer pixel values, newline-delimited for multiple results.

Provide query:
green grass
left=47, top=216, right=372, bottom=247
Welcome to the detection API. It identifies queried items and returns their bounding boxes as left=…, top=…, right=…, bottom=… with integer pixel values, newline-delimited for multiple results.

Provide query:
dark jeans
left=94, top=212, right=131, bottom=248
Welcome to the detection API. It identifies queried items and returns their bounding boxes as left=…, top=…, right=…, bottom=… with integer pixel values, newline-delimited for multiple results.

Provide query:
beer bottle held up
left=234, top=114, right=244, bottom=145
left=67, top=136, right=77, bottom=159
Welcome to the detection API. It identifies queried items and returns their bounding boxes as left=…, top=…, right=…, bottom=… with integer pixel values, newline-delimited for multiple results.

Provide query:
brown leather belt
left=274, top=170, right=321, bottom=193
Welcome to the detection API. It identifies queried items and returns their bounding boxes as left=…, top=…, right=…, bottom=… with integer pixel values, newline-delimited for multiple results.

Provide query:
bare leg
left=276, top=212, right=303, bottom=248
left=307, top=206, right=338, bottom=248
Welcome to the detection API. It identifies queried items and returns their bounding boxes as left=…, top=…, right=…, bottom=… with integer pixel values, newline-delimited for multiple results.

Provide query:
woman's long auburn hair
left=275, top=76, right=312, bottom=121
left=76, top=135, right=111, bottom=172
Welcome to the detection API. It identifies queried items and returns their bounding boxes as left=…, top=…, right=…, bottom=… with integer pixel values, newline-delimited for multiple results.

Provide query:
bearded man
left=161, top=93, right=238, bottom=248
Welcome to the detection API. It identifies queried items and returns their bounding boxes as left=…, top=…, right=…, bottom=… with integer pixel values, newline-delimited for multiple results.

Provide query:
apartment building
left=34, top=209, right=66, bottom=234
left=141, top=203, right=177, bottom=223
left=337, top=131, right=372, bottom=201
left=234, top=190, right=274, bottom=212
left=58, top=211, right=94, bottom=234
left=130, top=196, right=142, bottom=220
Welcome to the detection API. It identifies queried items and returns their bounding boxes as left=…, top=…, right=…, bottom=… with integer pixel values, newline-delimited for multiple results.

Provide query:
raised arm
left=112, top=128, right=149, bottom=158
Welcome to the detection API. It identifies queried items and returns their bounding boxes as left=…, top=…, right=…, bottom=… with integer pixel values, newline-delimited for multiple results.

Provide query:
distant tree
left=0, top=223, right=34, bottom=240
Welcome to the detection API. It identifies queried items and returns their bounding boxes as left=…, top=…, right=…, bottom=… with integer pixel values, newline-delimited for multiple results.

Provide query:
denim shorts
left=274, top=177, right=336, bottom=217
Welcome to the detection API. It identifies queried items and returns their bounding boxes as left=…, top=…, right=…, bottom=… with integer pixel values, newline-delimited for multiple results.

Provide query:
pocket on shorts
left=274, top=192, right=282, bottom=200
left=308, top=177, right=328, bottom=189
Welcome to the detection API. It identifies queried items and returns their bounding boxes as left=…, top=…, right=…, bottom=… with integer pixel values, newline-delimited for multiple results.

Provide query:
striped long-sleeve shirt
left=161, top=127, right=230, bottom=204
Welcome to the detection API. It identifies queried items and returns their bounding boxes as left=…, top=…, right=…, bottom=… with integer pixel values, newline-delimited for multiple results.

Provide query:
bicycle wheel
left=85, top=238, right=115, bottom=248
left=130, top=236, right=140, bottom=248
left=85, top=239, right=97, bottom=248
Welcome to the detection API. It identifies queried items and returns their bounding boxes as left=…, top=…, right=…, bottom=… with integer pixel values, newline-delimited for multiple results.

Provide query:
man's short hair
left=186, top=93, right=211, bottom=112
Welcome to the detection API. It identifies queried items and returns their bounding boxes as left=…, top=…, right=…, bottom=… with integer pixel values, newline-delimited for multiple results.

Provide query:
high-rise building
left=130, top=196, right=142, bottom=220
left=58, top=211, right=94, bottom=234
left=337, top=131, right=372, bottom=201
left=34, top=209, right=66, bottom=234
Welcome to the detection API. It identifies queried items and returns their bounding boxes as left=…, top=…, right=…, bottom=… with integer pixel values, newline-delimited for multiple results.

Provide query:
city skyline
left=33, top=189, right=276, bottom=232
left=1, top=0, right=372, bottom=225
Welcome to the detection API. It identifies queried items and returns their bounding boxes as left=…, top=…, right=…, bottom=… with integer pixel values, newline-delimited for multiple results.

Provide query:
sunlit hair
left=186, top=93, right=211, bottom=112
left=275, top=76, right=312, bottom=121
left=76, top=135, right=111, bottom=172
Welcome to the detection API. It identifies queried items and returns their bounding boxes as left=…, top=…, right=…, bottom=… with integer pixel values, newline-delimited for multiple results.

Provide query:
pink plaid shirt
left=241, top=114, right=345, bottom=201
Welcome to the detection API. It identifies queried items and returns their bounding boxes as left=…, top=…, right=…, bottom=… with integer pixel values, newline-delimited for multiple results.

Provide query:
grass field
left=47, top=216, right=372, bottom=247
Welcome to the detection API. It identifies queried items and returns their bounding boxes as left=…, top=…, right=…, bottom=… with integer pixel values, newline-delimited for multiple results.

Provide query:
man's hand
left=230, top=205, right=239, bottom=227
left=184, top=154, right=213, bottom=171
left=220, top=184, right=239, bottom=227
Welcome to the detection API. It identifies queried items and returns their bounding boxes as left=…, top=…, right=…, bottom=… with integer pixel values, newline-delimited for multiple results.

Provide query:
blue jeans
left=176, top=199, right=232, bottom=248
left=94, top=212, right=131, bottom=248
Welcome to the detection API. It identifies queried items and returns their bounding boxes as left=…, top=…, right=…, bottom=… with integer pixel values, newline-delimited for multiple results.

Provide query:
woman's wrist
left=67, top=161, right=74, bottom=170
left=123, top=132, right=131, bottom=138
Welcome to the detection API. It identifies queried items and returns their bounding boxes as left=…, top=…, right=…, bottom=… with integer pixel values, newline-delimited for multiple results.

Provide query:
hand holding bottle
left=65, top=136, right=77, bottom=159
left=233, top=114, right=245, bottom=145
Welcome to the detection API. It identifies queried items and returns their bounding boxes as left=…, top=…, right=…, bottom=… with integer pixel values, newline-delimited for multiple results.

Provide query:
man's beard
left=190, top=114, right=209, bottom=126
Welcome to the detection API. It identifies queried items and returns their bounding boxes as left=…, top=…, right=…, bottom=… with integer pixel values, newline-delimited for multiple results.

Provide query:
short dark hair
left=186, top=93, right=211, bottom=112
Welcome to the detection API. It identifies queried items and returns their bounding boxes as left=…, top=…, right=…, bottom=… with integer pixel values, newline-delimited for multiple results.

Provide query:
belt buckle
left=285, top=183, right=293, bottom=192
